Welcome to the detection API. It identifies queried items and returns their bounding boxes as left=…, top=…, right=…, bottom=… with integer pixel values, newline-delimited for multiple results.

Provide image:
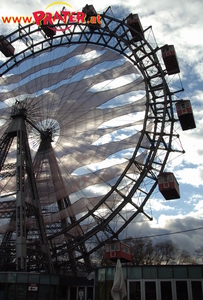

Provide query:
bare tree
left=177, top=249, right=197, bottom=265
left=127, top=238, right=155, bottom=265
left=194, top=246, right=203, bottom=264
left=154, top=240, right=178, bottom=265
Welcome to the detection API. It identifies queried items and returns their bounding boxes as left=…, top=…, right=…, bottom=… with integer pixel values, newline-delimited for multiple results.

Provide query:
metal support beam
left=0, top=104, right=54, bottom=273
left=23, top=123, right=54, bottom=274
left=16, top=127, right=27, bottom=271
left=34, top=135, right=92, bottom=274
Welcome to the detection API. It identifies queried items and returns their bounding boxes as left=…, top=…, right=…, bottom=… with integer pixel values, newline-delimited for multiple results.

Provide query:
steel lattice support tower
left=0, top=102, right=92, bottom=274
left=33, top=131, right=92, bottom=275
left=0, top=103, right=54, bottom=273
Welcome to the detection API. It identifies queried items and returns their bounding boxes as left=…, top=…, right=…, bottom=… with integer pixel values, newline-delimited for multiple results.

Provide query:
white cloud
left=175, top=167, right=203, bottom=187
left=147, top=198, right=175, bottom=212
left=194, top=200, right=203, bottom=213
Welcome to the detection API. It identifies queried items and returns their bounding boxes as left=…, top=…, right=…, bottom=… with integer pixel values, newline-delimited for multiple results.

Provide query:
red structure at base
left=105, top=241, right=132, bottom=262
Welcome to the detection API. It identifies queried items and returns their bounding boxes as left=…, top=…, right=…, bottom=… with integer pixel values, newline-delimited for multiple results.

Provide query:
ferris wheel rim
left=0, top=10, right=183, bottom=267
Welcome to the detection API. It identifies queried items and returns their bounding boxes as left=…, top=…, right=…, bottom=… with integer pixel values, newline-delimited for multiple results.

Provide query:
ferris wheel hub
left=40, top=128, right=53, bottom=142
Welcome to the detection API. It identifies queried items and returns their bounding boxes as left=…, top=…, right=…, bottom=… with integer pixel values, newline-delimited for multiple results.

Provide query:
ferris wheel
left=0, top=5, right=190, bottom=275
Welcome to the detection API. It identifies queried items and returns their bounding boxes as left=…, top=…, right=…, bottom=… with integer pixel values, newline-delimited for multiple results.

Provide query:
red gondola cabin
left=83, top=4, right=97, bottom=15
left=0, top=35, right=15, bottom=57
left=105, top=241, right=132, bottom=262
left=127, top=14, right=144, bottom=42
left=82, top=4, right=100, bottom=31
left=175, top=100, right=196, bottom=131
left=41, top=25, right=56, bottom=38
left=161, top=45, right=180, bottom=75
left=158, top=172, right=180, bottom=200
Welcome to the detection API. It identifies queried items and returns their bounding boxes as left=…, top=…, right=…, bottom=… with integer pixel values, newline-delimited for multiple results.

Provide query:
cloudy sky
left=0, top=0, right=203, bottom=257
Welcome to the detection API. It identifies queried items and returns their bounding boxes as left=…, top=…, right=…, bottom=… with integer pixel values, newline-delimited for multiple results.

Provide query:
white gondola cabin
left=105, top=241, right=132, bottom=262
left=0, top=35, right=15, bottom=57
left=175, top=100, right=196, bottom=131
left=158, top=172, right=180, bottom=200
left=127, top=14, right=144, bottom=42
left=161, top=45, right=180, bottom=75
